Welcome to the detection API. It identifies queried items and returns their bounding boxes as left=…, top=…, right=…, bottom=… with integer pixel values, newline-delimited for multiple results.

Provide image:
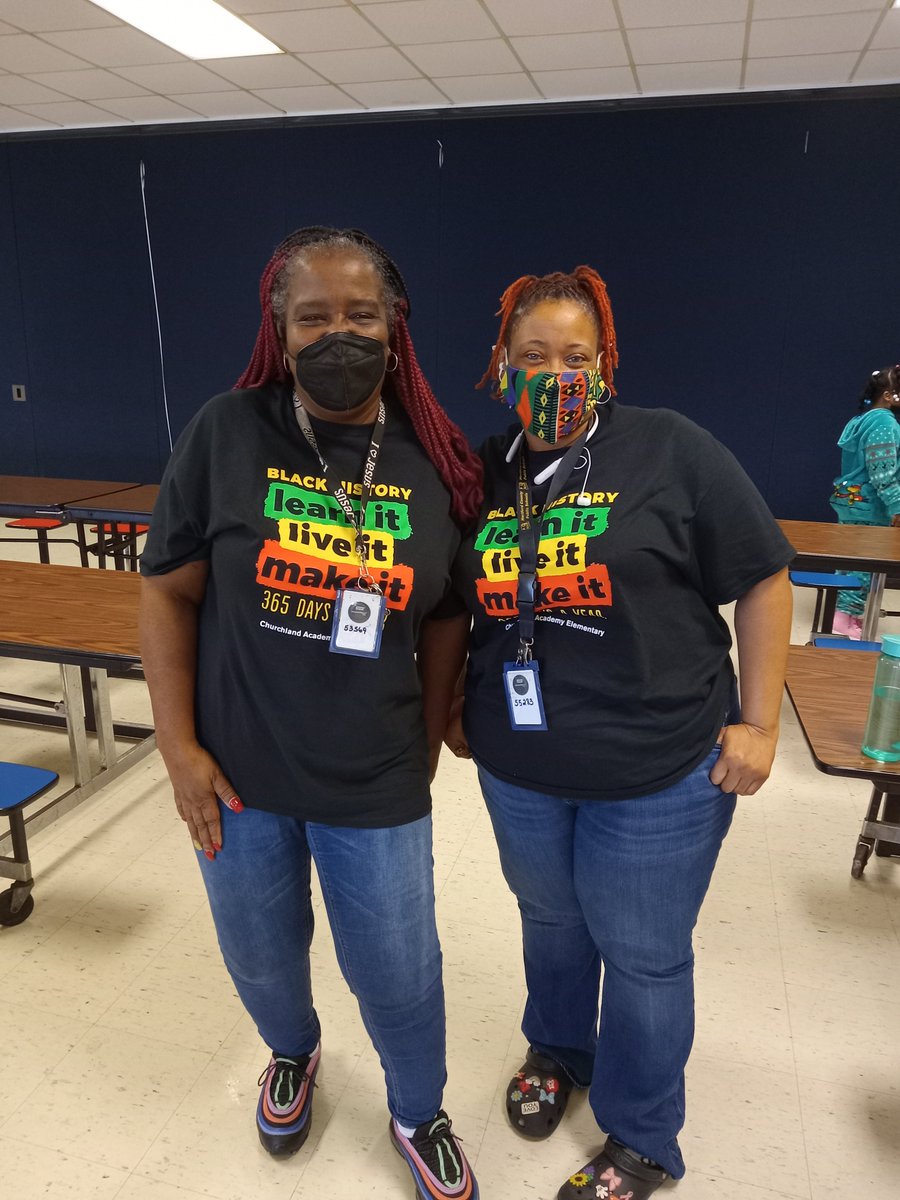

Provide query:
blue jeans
left=478, top=748, right=736, bottom=1179
left=197, top=804, right=446, bottom=1127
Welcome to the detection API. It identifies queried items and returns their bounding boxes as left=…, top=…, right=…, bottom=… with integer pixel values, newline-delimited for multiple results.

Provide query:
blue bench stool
left=812, top=636, right=881, bottom=652
left=0, top=761, right=59, bottom=925
left=790, top=570, right=863, bottom=642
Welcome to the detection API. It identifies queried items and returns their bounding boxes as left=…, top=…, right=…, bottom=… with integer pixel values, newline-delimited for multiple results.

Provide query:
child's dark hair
left=478, top=266, right=619, bottom=396
left=859, top=365, right=900, bottom=410
left=236, top=225, right=482, bottom=527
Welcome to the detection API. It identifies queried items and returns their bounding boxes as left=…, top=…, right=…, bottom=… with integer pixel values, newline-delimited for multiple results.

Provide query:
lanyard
left=515, top=424, right=593, bottom=662
left=293, top=395, right=386, bottom=592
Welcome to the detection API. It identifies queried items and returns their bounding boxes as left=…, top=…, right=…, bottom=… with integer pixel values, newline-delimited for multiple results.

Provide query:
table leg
left=862, top=572, right=886, bottom=642
left=60, top=664, right=92, bottom=785
left=90, top=668, right=117, bottom=769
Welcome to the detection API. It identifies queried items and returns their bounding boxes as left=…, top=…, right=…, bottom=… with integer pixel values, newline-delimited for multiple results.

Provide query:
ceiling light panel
left=88, top=0, right=282, bottom=59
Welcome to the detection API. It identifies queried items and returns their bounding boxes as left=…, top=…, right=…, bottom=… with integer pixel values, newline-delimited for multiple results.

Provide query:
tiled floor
left=2, top=530, right=900, bottom=1199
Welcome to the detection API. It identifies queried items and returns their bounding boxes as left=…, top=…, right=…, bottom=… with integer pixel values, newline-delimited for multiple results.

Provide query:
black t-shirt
left=452, top=402, right=794, bottom=800
left=141, top=384, right=461, bottom=827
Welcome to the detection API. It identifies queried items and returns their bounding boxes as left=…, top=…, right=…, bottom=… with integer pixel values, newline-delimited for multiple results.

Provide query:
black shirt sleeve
left=690, top=432, right=795, bottom=605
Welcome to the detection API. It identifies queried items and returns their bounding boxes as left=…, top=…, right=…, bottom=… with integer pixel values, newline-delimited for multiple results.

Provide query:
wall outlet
left=12, top=384, right=26, bottom=401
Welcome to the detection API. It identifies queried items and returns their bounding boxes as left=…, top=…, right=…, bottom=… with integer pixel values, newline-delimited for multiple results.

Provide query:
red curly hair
left=478, top=265, right=619, bottom=396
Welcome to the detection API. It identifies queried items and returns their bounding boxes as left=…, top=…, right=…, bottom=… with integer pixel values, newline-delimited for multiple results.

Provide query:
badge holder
left=503, top=659, right=548, bottom=731
left=330, top=582, right=386, bottom=659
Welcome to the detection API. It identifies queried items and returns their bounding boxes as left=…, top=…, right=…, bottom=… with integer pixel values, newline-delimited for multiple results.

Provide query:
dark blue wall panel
left=2, top=95, right=899, bottom=518
left=9, top=136, right=160, bottom=480
left=0, top=142, right=36, bottom=474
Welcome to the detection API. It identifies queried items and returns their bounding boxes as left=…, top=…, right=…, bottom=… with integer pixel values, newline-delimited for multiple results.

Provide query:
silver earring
left=282, top=353, right=291, bottom=375
left=386, top=350, right=399, bottom=373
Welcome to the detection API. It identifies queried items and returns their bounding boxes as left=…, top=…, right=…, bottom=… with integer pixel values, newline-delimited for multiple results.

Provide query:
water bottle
left=861, top=634, right=900, bottom=761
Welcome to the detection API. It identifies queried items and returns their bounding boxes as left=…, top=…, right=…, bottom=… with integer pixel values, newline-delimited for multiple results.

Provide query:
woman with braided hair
left=447, top=265, right=793, bottom=1200
left=140, top=226, right=480, bottom=1200
left=829, top=364, right=900, bottom=639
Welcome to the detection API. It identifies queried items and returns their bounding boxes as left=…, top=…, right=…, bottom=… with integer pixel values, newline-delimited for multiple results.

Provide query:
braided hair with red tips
left=236, top=226, right=483, bottom=528
left=478, top=265, right=620, bottom=397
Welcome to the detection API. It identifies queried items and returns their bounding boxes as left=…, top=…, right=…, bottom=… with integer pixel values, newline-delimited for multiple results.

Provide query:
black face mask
left=291, top=331, right=387, bottom=413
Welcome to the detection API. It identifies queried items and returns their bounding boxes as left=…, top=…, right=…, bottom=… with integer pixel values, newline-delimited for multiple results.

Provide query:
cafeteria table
left=0, top=474, right=141, bottom=520
left=66, top=484, right=159, bottom=570
left=0, top=559, right=155, bottom=857
left=785, top=644, right=900, bottom=878
left=0, top=476, right=159, bottom=570
left=778, top=519, right=900, bottom=642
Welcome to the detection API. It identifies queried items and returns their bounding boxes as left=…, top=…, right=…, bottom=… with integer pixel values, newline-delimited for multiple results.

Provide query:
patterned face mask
left=498, top=364, right=608, bottom=445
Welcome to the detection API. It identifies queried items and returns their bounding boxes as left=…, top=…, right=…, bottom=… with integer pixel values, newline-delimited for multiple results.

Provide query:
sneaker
left=256, top=1044, right=320, bottom=1156
left=390, top=1110, right=479, bottom=1199
left=557, top=1138, right=668, bottom=1200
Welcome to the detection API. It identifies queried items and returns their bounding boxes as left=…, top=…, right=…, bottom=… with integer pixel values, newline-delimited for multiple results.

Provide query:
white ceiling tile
left=435, top=72, right=540, bottom=103
left=41, top=27, right=187, bottom=66
left=484, top=0, right=617, bottom=37
left=629, top=22, right=746, bottom=64
left=252, top=83, right=363, bottom=111
left=113, top=62, right=239, bottom=94
left=0, top=1, right=118, bottom=32
left=512, top=31, right=629, bottom=72
left=401, top=39, right=519, bottom=78
left=0, top=75, right=67, bottom=104
left=532, top=66, right=638, bottom=99
left=0, top=102, right=59, bottom=128
left=637, top=59, right=742, bottom=93
left=198, top=54, right=321, bottom=88
left=359, top=0, right=498, bottom=46
left=0, top=33, right=89, bottom=71
left=298, top=46, right=421, bottom=83
left=0, top=20, right=16, bottom=34
left=248, top=7, right=387, bottom=52
left=169, top=90, right=282, bottom=118
left=744, top=51, right=858, bottom=88
left=852, top=46, right=900, bottom=81
left=26, top=68, right=151, bottom=99
left=754, top=1, right=883, bottom=16
left=619, top=0, right=748, bottom=27
left=341, top=76, right=448, bottom=107
left=871, top=10, right=900, bottom=49
left=750, top=12, right=880, bottom=57
left=15, top=98, right=128, bottom=125
left=88, top=95, right=204, bottom=122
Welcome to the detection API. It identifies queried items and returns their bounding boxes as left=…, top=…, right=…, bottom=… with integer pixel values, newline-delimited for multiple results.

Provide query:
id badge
left=503, top=661, right=548, bottom=731
left=330, top=588, right=386, bottom=658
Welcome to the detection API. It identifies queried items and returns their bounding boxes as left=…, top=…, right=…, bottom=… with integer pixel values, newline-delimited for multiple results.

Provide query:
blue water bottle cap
left=881, top=634, right=900, bottom=659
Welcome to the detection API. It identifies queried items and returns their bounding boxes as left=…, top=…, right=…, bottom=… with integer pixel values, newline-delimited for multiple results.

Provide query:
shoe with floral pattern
left=506, top=1047, right=574, bottom=1138
left=557, top=1138, right=668, bottom=1200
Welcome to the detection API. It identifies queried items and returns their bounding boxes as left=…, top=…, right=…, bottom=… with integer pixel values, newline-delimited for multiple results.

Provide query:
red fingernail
left=205, top=850, right=215, bottom=861
left=212, top=841, right=222, bottom=852
left=227, top=796, right=243, bottom=812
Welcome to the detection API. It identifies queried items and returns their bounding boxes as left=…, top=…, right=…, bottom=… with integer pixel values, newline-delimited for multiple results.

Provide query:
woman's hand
left=709, top=722, right=778, bottom=796
left=444, top=694, right=471, bottom=758
left=164, top=742, right=242, bottom=859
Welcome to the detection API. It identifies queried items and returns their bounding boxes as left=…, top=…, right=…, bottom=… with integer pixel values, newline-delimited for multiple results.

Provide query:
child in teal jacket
left=830, top=365, right=900, bottom=637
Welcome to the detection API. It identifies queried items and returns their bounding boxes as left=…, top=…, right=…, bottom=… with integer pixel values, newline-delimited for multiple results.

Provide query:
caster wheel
left=0, top=887, right=34, bottom=926
left=851, top=841, right=872, bottom=880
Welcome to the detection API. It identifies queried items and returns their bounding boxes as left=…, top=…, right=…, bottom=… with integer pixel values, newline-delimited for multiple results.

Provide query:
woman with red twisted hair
left=140, top=227, right=480, bottom=1200
left=448, top=265, right=793, bottom=1200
